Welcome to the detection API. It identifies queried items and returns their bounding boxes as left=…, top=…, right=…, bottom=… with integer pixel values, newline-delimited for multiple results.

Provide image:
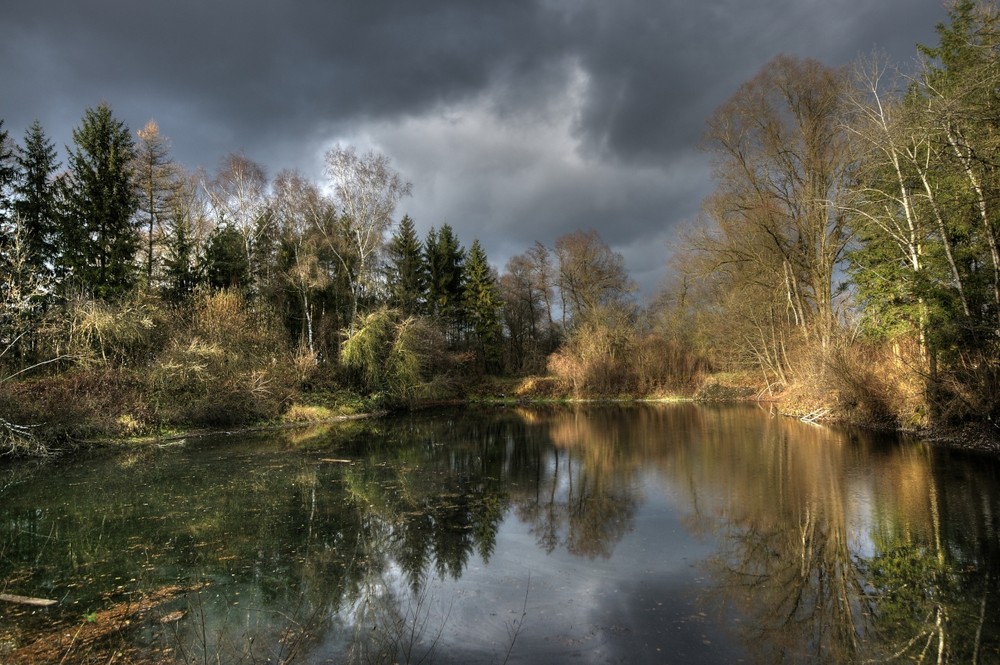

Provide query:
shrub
left=53, top=293, right=174, bottom=368
left=150, top=290, right=295, bottom=426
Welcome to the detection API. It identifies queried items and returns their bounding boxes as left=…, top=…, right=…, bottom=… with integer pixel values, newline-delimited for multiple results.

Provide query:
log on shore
left=0, top=592, right=57, bottom=607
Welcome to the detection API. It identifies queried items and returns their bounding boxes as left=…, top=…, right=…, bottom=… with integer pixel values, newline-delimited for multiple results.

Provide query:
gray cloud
left=3, top=0, right=948, bottom=296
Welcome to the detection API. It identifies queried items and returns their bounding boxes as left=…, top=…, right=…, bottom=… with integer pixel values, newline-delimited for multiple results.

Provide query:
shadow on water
left=0, top=403, right=998, bottom=663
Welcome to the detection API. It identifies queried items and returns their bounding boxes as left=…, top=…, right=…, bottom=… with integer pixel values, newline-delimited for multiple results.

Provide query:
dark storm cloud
left=2, top=0, right=949, bottom=295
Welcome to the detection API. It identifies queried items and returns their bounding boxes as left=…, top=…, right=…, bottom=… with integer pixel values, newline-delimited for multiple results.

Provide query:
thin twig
left=502, top=572, right=530, bottom=665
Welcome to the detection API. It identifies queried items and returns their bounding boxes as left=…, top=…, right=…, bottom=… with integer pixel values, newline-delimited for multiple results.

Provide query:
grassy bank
left=3, top=364, right=997, bottom=460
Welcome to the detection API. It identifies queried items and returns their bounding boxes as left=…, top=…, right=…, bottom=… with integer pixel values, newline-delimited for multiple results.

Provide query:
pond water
left=1, top=403, right=999, bottom=664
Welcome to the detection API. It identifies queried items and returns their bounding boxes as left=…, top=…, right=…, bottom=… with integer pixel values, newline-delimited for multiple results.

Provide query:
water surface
left=1, top=404, right=998, bottom=663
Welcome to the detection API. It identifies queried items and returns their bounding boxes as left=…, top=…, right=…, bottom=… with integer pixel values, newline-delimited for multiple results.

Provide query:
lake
left=1, top=403, right=998, bottom=663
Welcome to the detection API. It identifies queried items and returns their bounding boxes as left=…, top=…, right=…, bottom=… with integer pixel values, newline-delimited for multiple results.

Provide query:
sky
left=2, top=0, right=948, bottom=299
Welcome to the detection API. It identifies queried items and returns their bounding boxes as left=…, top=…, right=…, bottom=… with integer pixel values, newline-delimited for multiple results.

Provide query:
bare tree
left=203, top=152, right=272, bottom=292
left=272, top=169, right=335, bottom=354
left=553, top=229, right=635, bottom=327
left=322, top=145, right=411, bottom=328
left=703, top=55, right=855, bottom=352
left=133, top=120, right=183, bottom=286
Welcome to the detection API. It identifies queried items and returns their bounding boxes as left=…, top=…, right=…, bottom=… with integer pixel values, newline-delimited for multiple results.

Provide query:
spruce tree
left=162, top=213, right=200, bottom=303
left=463, top=239, right=503, bottom=371
left=385, top=215, right=426, bottom=314
left=424, top=224, right=464, bottom=325
left=203, top=225, right=250, bottom=291
left=13, top=121, right=61, bottom=278
left=62, top=103, right=140, bottom=299
left=0, top=120, right=15, bottom=225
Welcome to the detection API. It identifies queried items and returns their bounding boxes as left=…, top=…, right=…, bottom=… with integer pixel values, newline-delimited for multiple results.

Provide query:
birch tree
left=323, top=145, right=411, bottom=328
left=203, top=152, right=272, bottom=294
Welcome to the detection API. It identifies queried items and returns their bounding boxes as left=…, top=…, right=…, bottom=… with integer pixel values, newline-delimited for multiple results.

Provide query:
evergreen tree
left=424, top=224, right=465, bottom=331
left=203, top=225, right=250, bottom=291
left=61, top=103, right=140, bottom=299
left=162, top=213, right=200, bottom=303
left=916, top=0, right=1000, bottom=341
left=462, top=239, right=503, bottom=372
left=0, top=120, right=15, bottom=225
left=13, top=121, right=61, bottom=278
left=385, top=215, right=426, bottom=314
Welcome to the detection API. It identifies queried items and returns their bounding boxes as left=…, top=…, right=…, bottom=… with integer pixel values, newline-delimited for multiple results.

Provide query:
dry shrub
left=932, top=348, right=1000, bottom=425
left=547, top=313, right=634, bottom=397
left=780, top=337, right=928, bottom=429
left=1, top=369, right=152, bottom=447
left=151, top=290, right=295, bottom=426
left=513, top=375, right=560, bottom=398
left=546, top=344, right=630, bottom=397
left=632, top=334, right=711, bottom=396
left=52, top=294, right=174, bottom=367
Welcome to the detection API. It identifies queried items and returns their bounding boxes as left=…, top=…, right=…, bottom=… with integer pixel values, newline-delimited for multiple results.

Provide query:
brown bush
left=779, top=337, right=928, bottom=429
left=632, top=334, right=711, bottom=396
left=150, top=290, right=296, bottom=426
left=0, top=368, right=153, bottom=448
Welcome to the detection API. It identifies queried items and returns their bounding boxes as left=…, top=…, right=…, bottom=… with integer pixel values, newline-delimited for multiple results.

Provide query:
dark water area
left=1, top=403, right=999, bottom=663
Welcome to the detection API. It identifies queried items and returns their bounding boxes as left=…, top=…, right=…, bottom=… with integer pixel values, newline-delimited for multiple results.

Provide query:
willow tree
left=698, top=55, right=855, bottom=367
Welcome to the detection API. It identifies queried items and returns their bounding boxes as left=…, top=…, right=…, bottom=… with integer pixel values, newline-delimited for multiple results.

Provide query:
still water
left=1, top=403, right=999, bottom=664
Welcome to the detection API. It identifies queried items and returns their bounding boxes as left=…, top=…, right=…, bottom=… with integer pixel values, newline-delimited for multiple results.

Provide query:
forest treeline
left=2, top=1, right=999, bottom=455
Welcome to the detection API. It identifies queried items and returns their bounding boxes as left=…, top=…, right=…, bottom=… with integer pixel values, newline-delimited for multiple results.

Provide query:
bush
left=547, top=310, right=634, bottom=397
left=150, top=290, right=295, bottom=427
left=51, top=293, right=174, bottom=368
left=632, top=334, right=711, bottom=396
left=0, top=368, right=152, bottom=448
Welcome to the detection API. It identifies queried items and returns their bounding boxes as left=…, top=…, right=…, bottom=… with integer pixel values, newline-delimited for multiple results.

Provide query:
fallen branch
left=800, top=407, right=831, bottom=424
left=0, top=592, right=57, bottom=607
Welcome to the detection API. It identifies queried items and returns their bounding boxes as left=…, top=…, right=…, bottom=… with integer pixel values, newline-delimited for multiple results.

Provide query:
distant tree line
left=0, top=98, right=685, bottom=452
left=2, top=1, right=998, bottom=451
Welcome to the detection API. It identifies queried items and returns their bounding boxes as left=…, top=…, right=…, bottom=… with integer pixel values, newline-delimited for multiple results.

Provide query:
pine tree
left=61, top=103, right=140, bottom=299
left=463, top=239, right=503, bottom=371
left=13, top=121, right=61, bottom=279
left=385, top=215, right=426, bottom=314
left=203, top=225, right=250, bottom=291
left=162, top=213, right=200, bottom=303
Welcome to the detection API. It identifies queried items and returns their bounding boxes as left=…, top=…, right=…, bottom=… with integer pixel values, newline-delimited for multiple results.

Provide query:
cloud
left=2, top=0, right=949, bottom=297
left=326, top=58, right=709, bottom=294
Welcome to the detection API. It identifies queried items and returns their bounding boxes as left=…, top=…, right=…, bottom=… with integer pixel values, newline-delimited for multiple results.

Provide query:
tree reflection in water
left=676, top=414, right=1000, bottom=663
left=1, top=406, right=999, bottom=663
